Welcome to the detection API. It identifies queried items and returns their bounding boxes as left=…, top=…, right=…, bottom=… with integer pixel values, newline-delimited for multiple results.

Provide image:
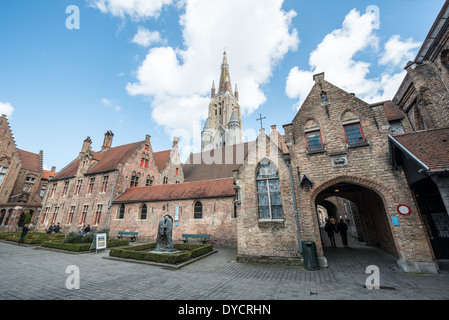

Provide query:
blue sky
left=0, top=0, right=445, bottom=171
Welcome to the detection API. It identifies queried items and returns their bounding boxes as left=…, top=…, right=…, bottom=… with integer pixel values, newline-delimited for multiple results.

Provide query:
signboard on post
left=95, top=233, right=107, bottom=253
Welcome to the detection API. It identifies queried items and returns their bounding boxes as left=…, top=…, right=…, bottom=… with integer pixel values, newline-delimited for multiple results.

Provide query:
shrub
left=109, top=243, right=213, bottom=265
left=64, top=231, right=94, bottom=244
left=42, top=241, right=91, bottom=252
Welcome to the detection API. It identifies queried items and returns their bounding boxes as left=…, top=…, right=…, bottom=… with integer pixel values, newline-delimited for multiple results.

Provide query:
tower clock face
left=397, top=204, right=411, bottom=216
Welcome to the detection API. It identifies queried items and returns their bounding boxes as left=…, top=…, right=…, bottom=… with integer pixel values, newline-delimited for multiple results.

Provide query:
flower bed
left=109, top=243, right=213, bottom=265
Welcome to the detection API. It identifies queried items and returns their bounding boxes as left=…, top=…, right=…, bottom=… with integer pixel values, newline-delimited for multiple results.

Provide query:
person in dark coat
left=324, top=220, right=336, bottom=247
left=337, top=219, right=349, bottom=247
left=19, top=224, right=30, bottom=245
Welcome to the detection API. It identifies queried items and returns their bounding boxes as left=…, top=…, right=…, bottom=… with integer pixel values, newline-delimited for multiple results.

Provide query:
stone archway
left=313, top=178, right=398, bottom=257
left=303, top=175, right=438, bottom=273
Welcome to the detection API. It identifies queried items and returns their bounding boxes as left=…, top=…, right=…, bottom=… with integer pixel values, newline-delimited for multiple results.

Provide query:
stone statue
left=154, top=215, right=175, bottom=252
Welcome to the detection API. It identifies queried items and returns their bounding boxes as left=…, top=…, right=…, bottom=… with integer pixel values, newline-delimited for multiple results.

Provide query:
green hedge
left=41, top=241, right=92, bottom=252
left=41, top=239, right=130, bottom=252
left=1, top=231, right=65, bottom=244
left=109, top=243, right=213, bottom=264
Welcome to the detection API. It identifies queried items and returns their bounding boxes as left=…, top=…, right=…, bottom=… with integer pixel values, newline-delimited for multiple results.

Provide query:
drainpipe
left=284, top=154, right=302, bottom=254
left=104, top=170, right=118, bottom=230
left=35, top=179, right=52, bottom=231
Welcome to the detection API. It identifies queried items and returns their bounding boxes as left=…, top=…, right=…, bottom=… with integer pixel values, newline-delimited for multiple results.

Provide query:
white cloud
left=126, top=0, right=299, bottom=138
left=132, top=26, right=164, bottom=47
left=285, top=8, right=420, bottom=109
left=101, top=98, right=121, bottom=112
left=87, top=0, right=174, bottom=20
left=379, top=35, right=421, bottom=67
left=0, top=102, right=14, bottom=117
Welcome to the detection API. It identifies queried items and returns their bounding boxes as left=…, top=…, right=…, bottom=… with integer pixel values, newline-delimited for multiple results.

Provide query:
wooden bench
left=117, top=231, right=138, bottom=242
left=181, top=234, right=210, bottom=244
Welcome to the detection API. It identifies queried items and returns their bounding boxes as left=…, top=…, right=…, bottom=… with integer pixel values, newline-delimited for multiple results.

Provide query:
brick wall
left=108, top=196, right=237, bottom=246
left=235, top=131, right=300, bottom=259
left=282, top=74, right=435, bottom=263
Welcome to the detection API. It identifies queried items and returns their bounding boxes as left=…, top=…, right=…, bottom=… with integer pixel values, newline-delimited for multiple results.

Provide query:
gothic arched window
left=256, top=159, right=283, bottom=220
left=194, top=201, right=203, bottom=219
left=140, top=204, right=147, bottom=220
left=117, top=204, right=125, bottom=220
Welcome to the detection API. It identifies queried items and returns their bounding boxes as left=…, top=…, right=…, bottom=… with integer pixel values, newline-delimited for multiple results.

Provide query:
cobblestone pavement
left=0, top=237, right=448, bottom=302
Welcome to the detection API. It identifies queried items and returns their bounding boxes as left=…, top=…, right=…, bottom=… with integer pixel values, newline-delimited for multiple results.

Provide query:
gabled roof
left=113, top=178, right=235, bottom=203
left=51, top=141, right=144, bottom=180
left=390, top=128, right=449, bottom=172
left=17, top=149, right=40, bottom=172
left=153, top=150, right=171, bottom=171
left=183, top=141, right=254, bottom=182
left=85, top=141, right=143, bottom=175
left=42, top=169, right=57, bottom=180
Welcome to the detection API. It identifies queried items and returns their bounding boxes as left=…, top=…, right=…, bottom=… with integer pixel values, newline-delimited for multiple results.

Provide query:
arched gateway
left=304, top=175, right=437, bottom=273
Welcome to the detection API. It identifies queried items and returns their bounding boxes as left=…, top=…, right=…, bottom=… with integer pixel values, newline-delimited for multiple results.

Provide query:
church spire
left=218, top=51, right=232, bottom=94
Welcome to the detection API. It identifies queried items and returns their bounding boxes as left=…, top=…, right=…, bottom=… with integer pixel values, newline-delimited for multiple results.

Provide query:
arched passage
left=312, top=177, right=398, bottom=257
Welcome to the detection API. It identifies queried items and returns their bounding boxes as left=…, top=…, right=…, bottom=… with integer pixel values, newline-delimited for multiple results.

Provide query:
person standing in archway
left=324, top=220, right=336, bottom=247
left=337, top=219, right=349, bottom=248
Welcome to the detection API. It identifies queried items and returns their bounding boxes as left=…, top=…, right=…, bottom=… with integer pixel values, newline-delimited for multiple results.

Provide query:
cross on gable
left=256, top=113, right=266, bottom=130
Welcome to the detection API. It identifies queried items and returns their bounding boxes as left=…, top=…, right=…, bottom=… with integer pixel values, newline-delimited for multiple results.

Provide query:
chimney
left=51, top=166, right=56, bottom=172
left=81, top=136, right=92, bottom=154
left=102, top=130, right=114, bottom=151
left=39, top=150, right=43, bottom=171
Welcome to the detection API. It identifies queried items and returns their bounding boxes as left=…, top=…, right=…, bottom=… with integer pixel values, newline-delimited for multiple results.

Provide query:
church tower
left=201, top=51, right=243, bottom=152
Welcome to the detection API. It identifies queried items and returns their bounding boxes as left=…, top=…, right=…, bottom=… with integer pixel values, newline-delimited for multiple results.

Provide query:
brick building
left=37, top=132, right=183, bottom=233
left=0, top=114, right=56, bottom=231
left=388, top=1, right=449, bottom=260
left=233, top=2, right=449, bottom=273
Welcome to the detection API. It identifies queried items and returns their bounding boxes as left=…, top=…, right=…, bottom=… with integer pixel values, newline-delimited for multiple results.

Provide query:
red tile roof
left=42, top=170, right=57, bottom=180
left=51, top=141, right=144, bottom=180
left=183, top=141, right=254, bottom=182
left=153, top=150, right=171, bottom=171
left=18, top=149, right=40, bottom=171
left=382, top=101, right=406, bottom=121
left=85, top=141, right=143, bottom=175
left=113, top=178, right=235, bottom=203
left=391, top=128, right=449, bottom=171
